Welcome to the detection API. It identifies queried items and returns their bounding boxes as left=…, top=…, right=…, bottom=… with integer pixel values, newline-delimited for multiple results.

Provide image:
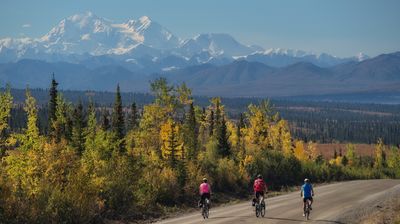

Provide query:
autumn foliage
left=0, top=79, right=399, bottom=223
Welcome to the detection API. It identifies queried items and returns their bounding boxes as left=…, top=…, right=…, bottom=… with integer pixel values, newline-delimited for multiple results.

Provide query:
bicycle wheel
left=261, top=201, right=266, bottom=217
left=305, top=200, right=310, bottom=220
left=255, top=204, right=260, bottom=217
left=305, top=209, right=310, bottom=220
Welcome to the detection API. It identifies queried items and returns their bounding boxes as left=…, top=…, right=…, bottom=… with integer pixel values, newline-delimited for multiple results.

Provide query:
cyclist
left=199, top=178, right=211, bottom=208
left=253, top=174, right=267, bottom=206
left=301, top=178, right=314, bottom=216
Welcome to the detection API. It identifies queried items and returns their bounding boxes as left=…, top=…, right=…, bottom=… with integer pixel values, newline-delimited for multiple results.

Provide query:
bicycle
left=201, top=198, right=209, bottom=219
left=255, top=195, right=266, bottom=218
left=304, top=199, right=311, bottom=220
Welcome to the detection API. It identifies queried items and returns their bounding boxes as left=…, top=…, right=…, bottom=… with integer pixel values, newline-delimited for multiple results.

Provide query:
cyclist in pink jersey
left=198, top=178, right=211, bottom=208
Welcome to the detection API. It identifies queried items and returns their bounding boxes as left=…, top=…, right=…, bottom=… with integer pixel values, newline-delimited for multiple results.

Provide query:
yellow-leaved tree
left=294, top=140, right=307, bottom=161
left=280, top=121, right=293, bottom=156
left=387, top=146, right=400, bottom=170
left=244, top=101, right=275, bottom=150
left=135, top=104, right=167, bottom=157
left=226, top=120, right=238, bottom=154
left=374, top=138, right=386, bottom=168
left=269, top=120, right=292, bottom=155
left=345, top=144, right=356, bottom=166
left=20, top=88, right=42, bottom=151
left=160, top=118, right=184, bottom=168
left=268, top=122, right=280, bottom=150
left=306, top=141, right=318, bottom=161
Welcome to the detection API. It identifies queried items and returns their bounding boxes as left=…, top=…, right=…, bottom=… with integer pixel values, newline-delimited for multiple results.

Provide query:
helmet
left=257, top=174, right=263, bottom=179
left=203, top=177, right=208, bottom=182
left=304, top=178, right=310, bottom=183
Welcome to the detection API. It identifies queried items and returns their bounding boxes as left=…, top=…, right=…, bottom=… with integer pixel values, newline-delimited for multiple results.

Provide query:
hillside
left=1, top=52, right=399, bottom=98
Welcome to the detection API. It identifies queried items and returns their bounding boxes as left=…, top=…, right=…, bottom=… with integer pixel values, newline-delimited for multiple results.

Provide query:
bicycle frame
left=255, top=195, right=265, bottom=218
left=304, top=199, right=311, bottom=220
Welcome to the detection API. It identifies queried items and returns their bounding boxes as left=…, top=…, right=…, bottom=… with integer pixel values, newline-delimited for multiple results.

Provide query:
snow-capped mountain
left=41, top=11, right=123, bottom=55
left=0, top=12, right=180, bottom=59
left=177, top=33, right=258, bottom=58
left=0, top=11, right=368, bottom=69
left=238, top=48, right=366, bottom=67
left=126, top=16, right=180, bottom=50
left=355, top=52, right=369, bottom=62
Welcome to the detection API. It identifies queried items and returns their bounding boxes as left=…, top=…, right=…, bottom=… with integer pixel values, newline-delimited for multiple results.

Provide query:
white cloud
left=22, top=24, right=31, bottom=28
left=81, top=34, right=91, bottom=40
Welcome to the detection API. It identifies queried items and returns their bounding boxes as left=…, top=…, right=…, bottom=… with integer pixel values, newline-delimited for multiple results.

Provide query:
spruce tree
left=209, top=110, right=214, bottom=137
left=112, top=84, right=125, bottom=152
left=201, top=107, right=206, bottom=123
left=236, top=113, right=244, bottom=143
left=168, top=122, right=179, bottom=168
left=86, top=100, right=96, bottom=138
left=176, top=160, right=187, bottom=200
left=128, top=102, right=139, bottom=131
left=101, top=108, right=110, bottom=131
left=65, top=103, right=73, bottom=141
left=215, top=99, right=221, bottom=127
left=52, top=94, right=68, bottom=142
left=71, top=101, right=86, bottom=154
left=198, top=107, right=207, bottom=145
left=216, top=116, right=231, bottom=157
left=183, top=102, right=198, bottom=159
left=48, top=74, right=58, bottom=134
left=0, top=85, right=12, bottom=157
left=341, top=155, right=348, bottom=166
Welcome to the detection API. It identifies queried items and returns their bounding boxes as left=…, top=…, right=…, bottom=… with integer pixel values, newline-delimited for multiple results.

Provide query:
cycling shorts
left=303, top=196, right=313, bottom=203
left=255, top=191, right=264, bottom=199
left=201, top=193, right=210, bottom=201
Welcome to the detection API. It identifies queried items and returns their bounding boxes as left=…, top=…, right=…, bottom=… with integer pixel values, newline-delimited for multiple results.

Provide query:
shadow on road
left=205, top=215, right=345, bottom=224
left=208, top=215, right=252, bottom=219
left=264, top=216, right=345, bottom=223
left=313, top=220, right=345, bottom=224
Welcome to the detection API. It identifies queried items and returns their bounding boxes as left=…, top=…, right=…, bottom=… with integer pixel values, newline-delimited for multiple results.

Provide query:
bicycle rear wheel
left=305, top=200, right=310, bottom=220
left=255, top=204, right=260, bottom=217
left=261, top=201, right=266, bottom=217
left=202, top=199, right=209, bottom=219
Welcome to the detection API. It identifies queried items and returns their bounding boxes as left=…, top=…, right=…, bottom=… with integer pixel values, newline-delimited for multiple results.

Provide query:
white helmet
left=304, top=178, right=310, bottom=183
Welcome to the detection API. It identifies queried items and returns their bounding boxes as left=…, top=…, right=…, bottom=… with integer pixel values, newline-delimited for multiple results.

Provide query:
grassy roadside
left=354, top=186, right=400, bottom=224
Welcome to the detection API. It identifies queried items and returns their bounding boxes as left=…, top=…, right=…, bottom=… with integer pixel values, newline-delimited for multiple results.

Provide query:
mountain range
left=0, top=11, right=399, bottom=99
left=0, top=12, right=366, bottom=67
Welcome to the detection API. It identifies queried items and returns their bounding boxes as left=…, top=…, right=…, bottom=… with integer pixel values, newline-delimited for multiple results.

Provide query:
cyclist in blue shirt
left=301, top=178, right=314, bottom=216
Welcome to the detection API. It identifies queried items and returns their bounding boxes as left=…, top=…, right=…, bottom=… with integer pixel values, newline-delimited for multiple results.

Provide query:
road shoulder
left=336, top=182, right=400, bottom=224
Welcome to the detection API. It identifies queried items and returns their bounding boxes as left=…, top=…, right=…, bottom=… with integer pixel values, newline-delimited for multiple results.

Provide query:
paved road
left=157, top=179, right=400, bottom=224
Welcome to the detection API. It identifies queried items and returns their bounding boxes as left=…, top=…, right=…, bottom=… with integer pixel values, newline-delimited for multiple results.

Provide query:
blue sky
left=1, top=0, right=399, bottom=57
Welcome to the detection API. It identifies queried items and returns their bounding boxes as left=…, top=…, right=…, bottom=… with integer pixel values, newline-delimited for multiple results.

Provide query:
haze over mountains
left=0, top=12, right=399, bottom=99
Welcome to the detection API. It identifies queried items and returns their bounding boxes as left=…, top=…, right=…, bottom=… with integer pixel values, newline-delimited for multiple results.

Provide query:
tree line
left=278, top=104, right=400, bottom=145
left=5, top=88, right=400, bottom=146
